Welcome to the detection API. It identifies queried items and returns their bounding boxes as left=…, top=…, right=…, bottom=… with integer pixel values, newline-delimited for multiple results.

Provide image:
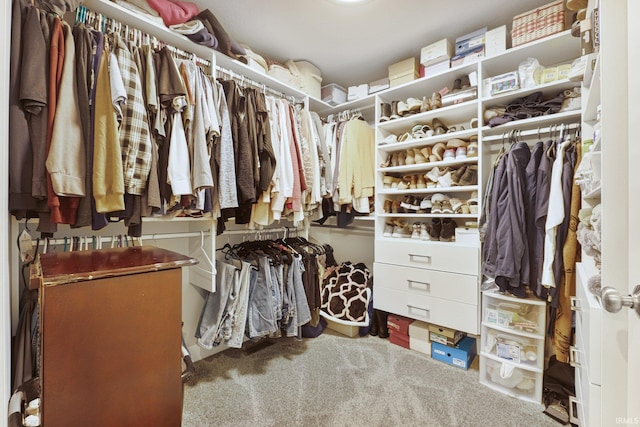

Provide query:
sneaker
left=438, top=171, right=453, bottom=188
left=400, top=195, right=413, bottom=211
left=383, top=222, right=394, bottom=237
left=455, top=147, right=467, bottom=160
left=410, top=197, right=421, bottom=211
left=449, top=198, right=464, bottom=213
left=443, top=148, right=456, bottom=162
left=419, top=197, right=432, bottom=212
left=411, top=223, right=421, bottom=239
left=420, top=223, right=431, bottom=240
left=440, top=218, right=457, bottom=242
left=429, top=218, right=442, bottom=241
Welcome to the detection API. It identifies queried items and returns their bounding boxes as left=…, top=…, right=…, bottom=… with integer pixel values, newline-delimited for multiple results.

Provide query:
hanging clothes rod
left=482, top=122, right=581, bottom=142
left=73, top=5, right=301, bottom=104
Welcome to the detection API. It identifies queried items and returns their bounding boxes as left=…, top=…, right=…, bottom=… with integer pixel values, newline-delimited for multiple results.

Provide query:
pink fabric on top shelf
left=145, top=0, right=200, bottom=26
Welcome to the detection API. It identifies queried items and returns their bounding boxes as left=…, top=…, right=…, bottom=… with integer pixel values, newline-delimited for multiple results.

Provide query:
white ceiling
left=193, top=0, right=556, bottom=88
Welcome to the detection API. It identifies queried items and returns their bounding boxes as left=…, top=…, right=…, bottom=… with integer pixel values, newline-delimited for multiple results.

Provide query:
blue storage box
left=431, top=336, right=477, bottom=370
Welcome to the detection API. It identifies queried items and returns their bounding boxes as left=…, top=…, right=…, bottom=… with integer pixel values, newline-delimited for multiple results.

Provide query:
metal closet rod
left=483, top=122, right=581, bottom=142
left=74, top=5, right=300, bottom=104
left=29, top=226, right=303, bottom=247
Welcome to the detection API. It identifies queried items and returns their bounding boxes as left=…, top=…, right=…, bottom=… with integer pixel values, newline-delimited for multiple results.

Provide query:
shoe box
left=431, top=336, right=477, bottom=370
left=408, top=320, right=431, bottom=356
left=387, top=314, right=414, bottom=335
left=347, top=83, right=369, bottom=101
left=388, top=57, right=419, bottom=88
left=428, top=323, right=466, bottom=346
left=420, top=38, right=453, bottom=67
left=389, top=331, right=411, bottom=349
left=388, top=314, right=413, bottom=349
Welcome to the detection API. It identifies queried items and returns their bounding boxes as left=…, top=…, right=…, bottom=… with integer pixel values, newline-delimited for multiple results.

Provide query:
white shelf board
left=482, top=79, right=579, bottom=106
left=583, top=54, right=601, bottom=123
left=377, top=128, right=479, bottom=151
left=482, top=110, right=582, bottom=137
left=377, top=101, right=478, bottom=134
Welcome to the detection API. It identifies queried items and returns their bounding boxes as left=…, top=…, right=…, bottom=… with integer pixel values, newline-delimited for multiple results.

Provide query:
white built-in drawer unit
left=569, top=261, right=602, bottom=427
left=372, top=283, right=478, bottom=334
left=374, top=263, right=478, bottom=305
left=375, top=239, right=479, bottom=275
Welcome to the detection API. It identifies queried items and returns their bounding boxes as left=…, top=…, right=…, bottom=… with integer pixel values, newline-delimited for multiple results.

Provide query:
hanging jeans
left=196, top=260, right=235, bottom=349
left=226, top=261, right=253, bottom=348
left=246, top=256, right=279, bottom=338
left=287, top=255, right=311, bottom=337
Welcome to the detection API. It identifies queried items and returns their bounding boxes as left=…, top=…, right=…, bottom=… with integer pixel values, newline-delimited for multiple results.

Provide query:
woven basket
left=512, top=0, right=565, bottom=47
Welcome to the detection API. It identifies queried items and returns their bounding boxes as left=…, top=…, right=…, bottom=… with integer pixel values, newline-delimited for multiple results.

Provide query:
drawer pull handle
left=409, top=254, right=432, bottom=264
left=570, top=296, right=582, bottom=312
left=407, top=280, right=430, bottom=292
left=407, top=304, right=429, bottom=318
left=569, top=345, right=582, bottom=368
left=569, top=395, right=582, bottom=425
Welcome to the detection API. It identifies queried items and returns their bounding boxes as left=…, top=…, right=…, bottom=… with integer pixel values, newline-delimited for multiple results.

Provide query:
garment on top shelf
left=145, top=0, right=200, bottom=26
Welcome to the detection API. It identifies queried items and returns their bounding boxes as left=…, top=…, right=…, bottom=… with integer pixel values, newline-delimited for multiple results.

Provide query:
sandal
left=413, top=148, right=427, bottom=164
left=432, top=117, right=448, bottom=134
left=420, top=97, right=432, bottom=112
left=420, top=146, right=432, bottom=162
left=407, top=97, right=422, bottom=112
left=397, top=132, right=412, bottom=143
left=467, top=191, right=479, bottom=214
left=405, top=149, right=415, bottom=165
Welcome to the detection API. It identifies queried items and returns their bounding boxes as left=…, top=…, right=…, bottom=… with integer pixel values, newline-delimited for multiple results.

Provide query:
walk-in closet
left=1, top=0, right=638, bottom=426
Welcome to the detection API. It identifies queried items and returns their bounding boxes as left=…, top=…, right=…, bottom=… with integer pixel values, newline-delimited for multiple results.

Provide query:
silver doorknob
left=601, top=285, right=640, bottom=317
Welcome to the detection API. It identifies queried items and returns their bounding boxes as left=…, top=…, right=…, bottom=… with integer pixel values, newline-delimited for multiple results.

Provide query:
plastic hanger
left=192, top=231, right=215, bottom=275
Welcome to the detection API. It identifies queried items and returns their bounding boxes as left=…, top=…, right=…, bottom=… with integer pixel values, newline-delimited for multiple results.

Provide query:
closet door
left=598, top=0, right=640, bottom=424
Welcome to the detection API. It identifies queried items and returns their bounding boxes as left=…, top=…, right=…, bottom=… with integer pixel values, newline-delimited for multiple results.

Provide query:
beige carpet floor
left=182, top=329, right=559, bottom=427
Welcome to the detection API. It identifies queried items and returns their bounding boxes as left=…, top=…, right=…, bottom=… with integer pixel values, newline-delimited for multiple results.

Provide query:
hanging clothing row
left=315, top=110, right=375, bottom=228
left=480, top=124, right=582, bottom=364
left=8, top=0, right=343, bottom=240
left=196, top=236, right=331, bottom=349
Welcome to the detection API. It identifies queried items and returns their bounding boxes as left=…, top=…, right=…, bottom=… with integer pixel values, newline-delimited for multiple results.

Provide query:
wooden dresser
left=37, top=246, right=196, bottom=427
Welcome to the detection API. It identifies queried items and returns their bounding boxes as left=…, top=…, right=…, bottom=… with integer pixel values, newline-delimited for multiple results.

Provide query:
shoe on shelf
left=452, top=78, right=462, bottom=92
left=400, top=195, right=414, bottom=211
left=405, top=149, right=416, bottom=165
left=383, top=221, right=394, bottom=237
left=419, top=197, right=432, bottom=213
left=460, top=74, right=471, bottom=90
left=443, top=148, right=456, bottom=162
left=432, top=117, right=448, bottom=134
left=449, top=198, right=464, bottom=213
left=383, top=199, right=393, bottom=213
left=411, top=222, right=421, bottom=239
left=429, top=218, right=442, bottom=241
left=432, top=142, right=447, bottom=161
left=459, top=165, right=478, bottom=186
left=390, top=100, right=401, bottom=120
left=455, top=147, right=467, bottom=160
left=413, top=148, right=427, bottom=164
left=440, top=218, right=457, bottom=242
left=391, top=200, right=403, bottom=213
left=403, top=174, right=418, bottom=190
left=431, top=92, right=442, bottom=109
left=420, top=223, right=431, bottom=240
left=392, top=221, right=411, bottom=238
left=451, top=165, right=467, bottom=185
left=407, top=97, right=422, bottom=112
left=397, top=100, right=410, bottom=116
left=440, top=199, right=454, bottom=214
left=397, top=150, right=407, bottom=166
left=379, top=103, right=392, bottom=122
left=420, top=146, right=433, bottom=162
left=437, top=170, right=453, bottom=188
left=380, top=134, right=398, bottom=145
left=446, top=138, right=468, bottom=148
left=467, top=141, right=478, bottom=157
left=421, top=96, right=432, bottom=112
left=416, top=175, right=427, bottom=189
left=467, top=190, right=479, bottom=214
left=431, top=200, right=443, bottom=214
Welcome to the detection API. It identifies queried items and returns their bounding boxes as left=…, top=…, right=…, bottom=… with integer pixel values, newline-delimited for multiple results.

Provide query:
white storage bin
left=321, top=83, right=347, bottom=106
left=481, top=327, right=543, bottom=369
left=480, top=356, right=542, bottom=402
left=482, top=292, right=545, bottom=336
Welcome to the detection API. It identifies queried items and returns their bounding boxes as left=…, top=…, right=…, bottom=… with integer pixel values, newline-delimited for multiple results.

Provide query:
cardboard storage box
left=347, top=83, right=369, bottom=101
left=421, top=60, right=451, bottom=79
left=326, top=318, right=359, bottom=337
left=428, top=324, right=466, bottom=346
left=455, top=27, right=486, bottom=56
left=420, top=38, right=453, bottom=66
left=390, top=331, right=411, bottom=349
left=431, top=336, right=477, bottom=370
left=450, top=46, right=484, bottom=68
left=388, top=314, right=414, bottom=336
left=408, top=320, right=430, bottom=340
left=368, top=77, right=389, bottom=94
left=410, top=336, right=431, bottom=356
left=389, top=57, right=419, bottom=87
left=485, top=25, right=507, bottom=57
left=321, top=83, right=347, bottom=106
